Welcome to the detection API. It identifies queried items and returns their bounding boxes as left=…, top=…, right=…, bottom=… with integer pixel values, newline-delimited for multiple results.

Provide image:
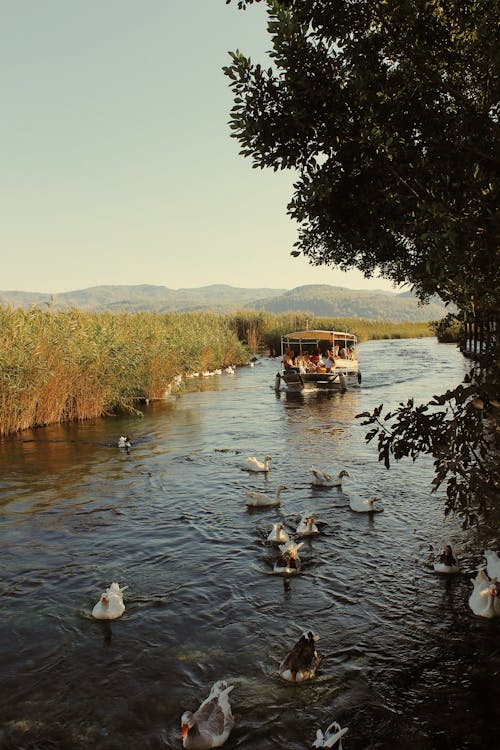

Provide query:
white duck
left=296, top=514, right=319, bottom=537
left=246, top=455, right=272, bottom=472
left=313, top=721, right=349, bottom=749
left=117, top=435, right=131, bottom=449
left=267, top=522, right=290, bottom=544
left=245, top=485, right=287, bottom=508
left=273, top=540, right=304, bottom=575
left=310, top=467, right=349, bottom=488
left=349, top=495, right=383, bottom=513
left=279, top=629, right=320, bottom=682
left=433, top=543, right=460, bottom=574
left=485, top=550, right=500, bottom=580
left=181, top=680, right=235, bottom=749
left=468, top=569, right=500, bottom=618
left=92, top=582, right=127, bottom=620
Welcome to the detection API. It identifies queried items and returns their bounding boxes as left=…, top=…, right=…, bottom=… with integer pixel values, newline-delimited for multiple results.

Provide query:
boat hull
left=278, top=368, right=360, bottom=392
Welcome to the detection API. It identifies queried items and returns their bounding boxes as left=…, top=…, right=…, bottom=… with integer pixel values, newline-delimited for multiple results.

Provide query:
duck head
left=180, top=711, right=194, bottom=739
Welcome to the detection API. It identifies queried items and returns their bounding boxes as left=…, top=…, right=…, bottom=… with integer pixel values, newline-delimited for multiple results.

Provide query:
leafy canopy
left=225, top=0, right=499, bottom=522
left=224, top=0, right=499, bottom=318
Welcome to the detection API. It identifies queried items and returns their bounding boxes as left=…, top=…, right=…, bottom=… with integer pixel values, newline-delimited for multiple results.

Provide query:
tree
left=224, top=0, right=498, bottom=317
left=225, top=0, right=499, bottom=521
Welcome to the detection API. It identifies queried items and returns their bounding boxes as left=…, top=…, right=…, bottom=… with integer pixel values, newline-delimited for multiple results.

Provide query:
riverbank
left=0, top=306, right=433, bottom=436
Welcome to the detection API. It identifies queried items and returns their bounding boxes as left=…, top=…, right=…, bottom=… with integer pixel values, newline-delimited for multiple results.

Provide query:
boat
left=275, top=330, right=361, bottom=392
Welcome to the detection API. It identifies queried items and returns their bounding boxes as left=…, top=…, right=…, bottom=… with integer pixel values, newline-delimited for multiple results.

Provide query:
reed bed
left=230, top=310, right=433, bottom=354
left=0, top=307, right=247, bottom=436
left=0, top=306, right=433, bottom=436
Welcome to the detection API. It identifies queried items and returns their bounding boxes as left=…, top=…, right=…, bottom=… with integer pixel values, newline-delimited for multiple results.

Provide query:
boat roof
left=282, top=330, right=357, bottom=342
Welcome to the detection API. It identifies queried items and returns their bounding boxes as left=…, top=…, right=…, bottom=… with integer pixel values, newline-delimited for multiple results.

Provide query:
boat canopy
left=282, top=330, right=357, bottom=343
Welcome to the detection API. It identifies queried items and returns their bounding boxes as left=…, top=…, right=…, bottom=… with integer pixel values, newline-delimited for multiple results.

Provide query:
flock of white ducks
left=107, top=437, right=500, bottom=746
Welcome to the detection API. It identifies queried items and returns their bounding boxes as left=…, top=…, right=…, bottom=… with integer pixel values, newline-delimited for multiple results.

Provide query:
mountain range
left=0, top=283, right=450, bottom=321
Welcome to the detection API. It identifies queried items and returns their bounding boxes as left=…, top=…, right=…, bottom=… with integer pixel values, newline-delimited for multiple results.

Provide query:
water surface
left=1, top=338, right=498, bottom=749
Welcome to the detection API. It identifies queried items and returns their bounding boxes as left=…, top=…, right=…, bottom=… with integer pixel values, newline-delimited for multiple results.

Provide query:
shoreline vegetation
left=0, top=306, right=433, bottom=437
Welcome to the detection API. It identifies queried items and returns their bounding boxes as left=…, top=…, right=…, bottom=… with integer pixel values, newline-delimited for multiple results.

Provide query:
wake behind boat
left=275, top=329, right=361, bottom=392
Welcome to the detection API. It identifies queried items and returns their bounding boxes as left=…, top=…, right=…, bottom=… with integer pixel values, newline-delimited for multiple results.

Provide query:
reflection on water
left=0, top=339, right=498, bottom=749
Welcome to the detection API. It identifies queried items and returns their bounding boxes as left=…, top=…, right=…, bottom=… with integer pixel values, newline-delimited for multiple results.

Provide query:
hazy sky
left=2, top=0, right=397, bottom=294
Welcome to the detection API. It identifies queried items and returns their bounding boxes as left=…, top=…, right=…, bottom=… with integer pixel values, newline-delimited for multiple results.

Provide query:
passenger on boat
left=315, top=353, right=327, bottom=373
left=323, top=350, right=335, bottom=371
left=283, top=349, right=296, bottom=370
left=338, top=346, right=347, bottom=359
left=439, top=545, right=457, bottom=567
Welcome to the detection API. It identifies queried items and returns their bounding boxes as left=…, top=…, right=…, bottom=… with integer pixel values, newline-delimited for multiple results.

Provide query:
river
left=1, top=338, right=498, bottom=750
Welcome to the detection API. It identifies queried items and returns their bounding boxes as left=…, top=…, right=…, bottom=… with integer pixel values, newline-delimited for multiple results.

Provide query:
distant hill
left=0, top=283, right=451, bottom=321
left=0, top=284, right=286, bottom=313
left=248, top=284, right=450, bottom=322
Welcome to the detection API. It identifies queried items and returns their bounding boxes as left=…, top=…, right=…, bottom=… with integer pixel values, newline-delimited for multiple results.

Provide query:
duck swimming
left=246, top=455, right=272, bottom=472
left=245, top=485, right=287, bottom=508
left=310, top=467, right=349, bottom=488
left=92, top=582, right=127, bottom=620
left=117, top=435, right=131, bottom=449
left=180, top=680, right=235, bottom=749
left=267, top=522, right=290, bottom=544
left=296, top=514, right=319, bottom=537
left=349, top=496, right=383, bottom=513
left=433, top=543, right=460, bottom=574
left=273, top=540, right=304, bottom=576
left=312, top=721, right=349, bottom=749
left=279, top=629, right=320, bottom=682
left=468, top=569, right=500, bottom=618
left=485, top=550, right=500, bottom=580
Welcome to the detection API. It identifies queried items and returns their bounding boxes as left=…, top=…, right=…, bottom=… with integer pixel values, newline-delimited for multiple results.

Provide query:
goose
left=92, top=582, right=127, bottom=620
left=245, top=485, right=287, bottom=508
left=313, top=721, right=349, bottom=749
left=433, top=543, right=460, bottom=574
left=310, top=467, right=349, bottom=488
left=279, top=629, right=320, bottom=682
left=117, top=435, right=131, bottom=449
left=485, top=550, right=500, bottom=580
left=349, top=495, right=383, bottom=513
left=273, top=540, right=304, bottom=576
left=181, top=680, right=235, bottom=749
left=267, top=522, right=290, bottom=544
left=246, top=455, right=272, bottom=472
left=468, top=569, right=500, bottom=618
left=296, top=514, right=319, bottom=537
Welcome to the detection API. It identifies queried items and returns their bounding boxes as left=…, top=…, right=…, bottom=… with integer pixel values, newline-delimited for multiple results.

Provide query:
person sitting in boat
left=348, top=346, right=356, bottom=360
left=301, top=352, right=316, bottom=373
left=315, top=353, right=327, bottom=373
left=338, top=346, right=347, bottom=359
left=310, top=348, right=321, bottom=365
left=439, top=544, right=457, bottom=567
left=323, top=350, right=335, bottom=372
left=283, top=349, right=296, bottom=370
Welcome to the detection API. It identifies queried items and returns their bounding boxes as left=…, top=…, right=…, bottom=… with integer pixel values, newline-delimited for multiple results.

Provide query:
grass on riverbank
left=0, top=307, right=247, bottom=436
left=231, top=310, right=433, bottom=353
left=0, top=306, right=434, bottom=436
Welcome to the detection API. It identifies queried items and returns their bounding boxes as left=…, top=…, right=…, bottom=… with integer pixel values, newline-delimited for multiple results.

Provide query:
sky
left=1, top=0, right=397, bottom=295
